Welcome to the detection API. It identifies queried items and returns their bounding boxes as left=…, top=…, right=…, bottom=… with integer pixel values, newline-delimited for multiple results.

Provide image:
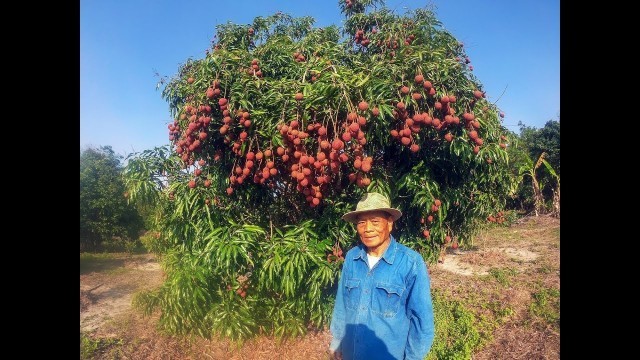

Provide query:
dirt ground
left=80, top=215, right=559, bottom=359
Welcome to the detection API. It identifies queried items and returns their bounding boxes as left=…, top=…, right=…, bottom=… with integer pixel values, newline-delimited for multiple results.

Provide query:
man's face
left=356, top=210, right=393, bottom=252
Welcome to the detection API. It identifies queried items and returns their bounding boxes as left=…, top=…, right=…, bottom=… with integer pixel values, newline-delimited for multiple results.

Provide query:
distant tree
left=503, top=133, right=534, bottom=211
left=80, top=145, right=144, bottom=251
left=513, top=119, right=560, bottom=214
left=518, top=119, right=560, bottom=174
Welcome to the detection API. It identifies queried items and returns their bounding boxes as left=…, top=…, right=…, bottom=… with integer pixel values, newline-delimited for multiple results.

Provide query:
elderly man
left=329, top=192, right=435, bottom=360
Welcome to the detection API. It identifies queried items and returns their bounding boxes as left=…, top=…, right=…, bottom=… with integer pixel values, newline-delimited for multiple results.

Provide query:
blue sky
left=80, top=0, right=559, bottom=158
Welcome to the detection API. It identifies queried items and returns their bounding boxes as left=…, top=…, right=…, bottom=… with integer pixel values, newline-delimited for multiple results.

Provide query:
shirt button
left=365, top=290, right=369, bottom=294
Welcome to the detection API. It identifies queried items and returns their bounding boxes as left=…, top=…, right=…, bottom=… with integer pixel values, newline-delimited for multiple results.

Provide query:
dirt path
left=80, top=253, right=163, bottom=334
left=80, top=216, right=559, bottom=359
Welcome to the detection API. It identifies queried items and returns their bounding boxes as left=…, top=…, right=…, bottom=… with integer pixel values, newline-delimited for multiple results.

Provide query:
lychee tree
left=125, top=0, right=516, bottom=341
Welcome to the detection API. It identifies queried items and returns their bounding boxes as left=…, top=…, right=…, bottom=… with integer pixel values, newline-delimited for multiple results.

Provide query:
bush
left=139, top=231, right=172, bottom=256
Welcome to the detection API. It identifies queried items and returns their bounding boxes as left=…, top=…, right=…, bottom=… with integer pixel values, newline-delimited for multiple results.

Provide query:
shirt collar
left=351, top=235, right=398, bottom=265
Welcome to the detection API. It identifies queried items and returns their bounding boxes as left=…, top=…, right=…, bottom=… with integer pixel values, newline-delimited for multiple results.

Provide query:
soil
left=80, top=254, right=163, bottom=334
left=80, top=215, right=559, bottom=359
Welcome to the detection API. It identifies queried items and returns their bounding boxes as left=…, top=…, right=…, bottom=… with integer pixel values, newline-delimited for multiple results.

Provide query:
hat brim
left=342, top=208, right=402, bottom=223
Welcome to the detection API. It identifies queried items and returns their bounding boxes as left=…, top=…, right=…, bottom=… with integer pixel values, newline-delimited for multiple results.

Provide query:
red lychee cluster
left=420, top=198, right=444, bottom=240
left=245, top=58, right=264, bottom=78
left=487, top=211, right=505, bottom=224
left=327, top=243, right=344, bottom=263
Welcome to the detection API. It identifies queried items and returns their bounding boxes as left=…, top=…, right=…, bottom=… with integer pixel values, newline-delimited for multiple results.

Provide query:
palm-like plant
left=541, top=158, right=560, bottom=218
left=519, top=152, right=547, bottom=216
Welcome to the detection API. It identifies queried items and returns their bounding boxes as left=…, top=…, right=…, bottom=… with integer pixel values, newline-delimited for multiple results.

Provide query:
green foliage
left=426, top=290, right=485, bottom=360
left=99, top=238, right=146, bottom=254
left=133, top=220, right=336, bottom=341
left=502, top=209, right=519, bottom=225
left=519, top=120, right=560, bottom=175
left=80, top=332, right=123, bottom=359
left=140, top=231, right=172, bottom=255
left=504, top=135, right=533, bottom=211
left=488, top=301, right=515, bottom=324
left=125, top=1, right=516, bottom=342
left=80, top=332, right=100, bottom=359
left=510, top=119, right=560, bottom=211
left=529, top=287, right=560, bottom=329
left=487, top=267, right=518, bottom=287
left=80, top=145, right=145, bottom=251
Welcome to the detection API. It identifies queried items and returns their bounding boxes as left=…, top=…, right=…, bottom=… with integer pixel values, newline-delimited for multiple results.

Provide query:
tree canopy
left=125, top=0, right=516, bottom=342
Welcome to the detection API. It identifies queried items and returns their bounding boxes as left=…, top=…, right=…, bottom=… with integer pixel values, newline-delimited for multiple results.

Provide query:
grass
left=529, top=287, right=560, bottom=330
left=454, top=286, right=516, bottom=332
left=487, top=267, right=518, bottom=286
left=80, top=332, right=99, bottom=359
left=101, top=238, right=148, bottom=254
left=536, top=263, right=554, bottom=274
left=80, top=253, right=127, bottom=274
left=80, top=332, right=123, bottom=359
left=426, top=290, right=487, bottom=360
left=482, top=299, right=515, bottom=325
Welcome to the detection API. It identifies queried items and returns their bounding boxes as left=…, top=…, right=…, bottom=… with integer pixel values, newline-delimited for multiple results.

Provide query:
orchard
left=125, top=0, right=515, bottom=341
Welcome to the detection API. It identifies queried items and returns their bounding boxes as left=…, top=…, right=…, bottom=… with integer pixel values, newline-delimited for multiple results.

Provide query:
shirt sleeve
left=404, top=258, right=435, bottom=360
left=329, top=263, right=347, bottom=352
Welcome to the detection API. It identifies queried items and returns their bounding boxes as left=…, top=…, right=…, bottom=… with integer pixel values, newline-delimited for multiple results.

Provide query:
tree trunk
left=551, top=183, right=560, bottom=218
left=531, top=177, right=545, bottom=216
left=531, top=153, right=547, bottom=217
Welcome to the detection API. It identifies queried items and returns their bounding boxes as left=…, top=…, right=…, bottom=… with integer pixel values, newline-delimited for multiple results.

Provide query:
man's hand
left=328, top=349, right=343, bottom=360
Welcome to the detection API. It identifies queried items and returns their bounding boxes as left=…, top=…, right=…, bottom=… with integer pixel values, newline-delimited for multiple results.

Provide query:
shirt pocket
left=344, top=278, right=361, bottom=310
left=372, top=282, right=405, bottom=318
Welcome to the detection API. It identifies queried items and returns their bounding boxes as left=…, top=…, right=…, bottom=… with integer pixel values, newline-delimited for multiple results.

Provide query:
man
left=329, top=192, right=435, bottom=360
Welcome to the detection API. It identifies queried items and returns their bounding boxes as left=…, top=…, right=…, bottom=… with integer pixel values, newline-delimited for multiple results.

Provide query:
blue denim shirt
left=329, top=235, right=435, bottom=360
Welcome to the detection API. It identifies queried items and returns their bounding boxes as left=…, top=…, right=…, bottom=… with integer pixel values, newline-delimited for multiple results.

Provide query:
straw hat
left=342, top=192, right=402, bottom=223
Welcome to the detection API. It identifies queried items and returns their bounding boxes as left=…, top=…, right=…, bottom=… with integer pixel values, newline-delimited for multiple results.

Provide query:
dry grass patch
left=473, top=321, right=559, bottom=360
left=463, top=249, right=508, bottom=267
